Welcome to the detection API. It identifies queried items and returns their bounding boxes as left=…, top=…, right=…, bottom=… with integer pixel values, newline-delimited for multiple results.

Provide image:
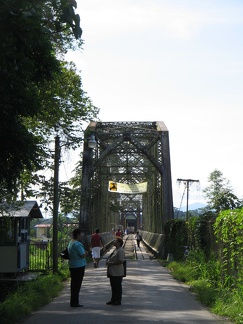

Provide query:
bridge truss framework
left=79, top=121, right=174, bottom=235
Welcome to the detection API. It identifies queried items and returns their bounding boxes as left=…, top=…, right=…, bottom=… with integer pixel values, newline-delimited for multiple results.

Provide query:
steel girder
left=79, top=121, right=174, bottom=235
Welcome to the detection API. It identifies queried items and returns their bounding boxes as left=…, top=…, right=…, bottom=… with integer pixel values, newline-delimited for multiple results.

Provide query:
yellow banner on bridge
left=108, top=181, right=147, bottom=194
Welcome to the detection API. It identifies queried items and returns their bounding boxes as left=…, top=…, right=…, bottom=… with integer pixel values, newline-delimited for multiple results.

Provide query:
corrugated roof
left=1, top=201, right=43, bottom=218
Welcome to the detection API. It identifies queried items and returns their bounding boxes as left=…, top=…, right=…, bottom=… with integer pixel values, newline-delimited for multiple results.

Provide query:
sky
left=65, top=0, right=243, bottom=209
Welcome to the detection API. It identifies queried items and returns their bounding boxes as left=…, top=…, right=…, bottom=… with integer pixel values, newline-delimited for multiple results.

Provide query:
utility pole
left=177, top=179, right=199, bottom=221
left=53, top=135, right=60, bottom=273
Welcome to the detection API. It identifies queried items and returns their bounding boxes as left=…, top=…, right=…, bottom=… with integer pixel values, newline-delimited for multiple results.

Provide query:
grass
left=0, top=256, right=94, bottom=324
left=2, top=252, right=242, bottom=324
left=162, top=253, right=243, bottom=324
left=0, top=262, right=70, bottom=324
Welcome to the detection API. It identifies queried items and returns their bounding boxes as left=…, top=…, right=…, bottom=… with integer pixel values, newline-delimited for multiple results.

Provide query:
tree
left=0, top=0, right=83, bottom=193
left=28, top=62, right=99, bottom=147
left=12, top=63, right=99, bottom=212
left=203, top=169, right=241, bottom=214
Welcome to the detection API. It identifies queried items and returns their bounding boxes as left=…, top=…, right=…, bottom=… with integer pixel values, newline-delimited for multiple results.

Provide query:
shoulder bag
left=60, top=246, right=69, bottom=260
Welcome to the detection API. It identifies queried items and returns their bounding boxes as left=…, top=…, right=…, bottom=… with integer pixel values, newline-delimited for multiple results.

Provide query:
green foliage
left=59, top=0, right=82, bottom=40
left=55, top=260, right=71, bottom=280
left=168, top=257, right=243, bottom=323
left=0, top=0, right=91, bottom=195
left=189, top=279, right=217, bottom=306
left=56, top=160, right=83, bottom=216
left=168, top=250, right=221, bottom=287
left=186, top=249, right=221, bottom=286
left=173, top=207, right=186, bottom=219
left=167, top=261, right=195, bottom=282
left=214, top=208, right=243, bottom=287
left=0, top=0, right=60, bottom=191
left=164, top=219, right=188, bottom=260
left=27, top=62, right=99, bottom=147
left=7, top=62, right=99, bottom=209
left=212, top=289, right=243, bottom=324
left=193, top=213, right=215, bottom=257
left=203, top=169, right=241, bottom=214
left=165, top=191, right=243, bottom=323
left=0, top=272, right=68, bottom=324
left=186, top=216, right=196, bottom=248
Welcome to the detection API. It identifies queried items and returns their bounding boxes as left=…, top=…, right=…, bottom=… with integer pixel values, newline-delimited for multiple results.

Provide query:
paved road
left=23, top=240, right=232, bottom=324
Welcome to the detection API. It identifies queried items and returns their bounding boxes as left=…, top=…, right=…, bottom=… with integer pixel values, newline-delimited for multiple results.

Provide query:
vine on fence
left=164, top=219, right=188, bottom=260
left=214, top=207, right=243, bottom=286
left=164, top=208, right=243, bottom=287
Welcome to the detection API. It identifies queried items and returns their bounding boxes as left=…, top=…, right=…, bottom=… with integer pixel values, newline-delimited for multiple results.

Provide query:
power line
left=176, top=184, right=186, bottom=219
left=177, top=178, right=199, bottom=221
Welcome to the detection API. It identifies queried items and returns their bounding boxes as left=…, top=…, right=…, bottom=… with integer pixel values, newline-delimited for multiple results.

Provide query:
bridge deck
left=23, top=235, right=231, bottom=324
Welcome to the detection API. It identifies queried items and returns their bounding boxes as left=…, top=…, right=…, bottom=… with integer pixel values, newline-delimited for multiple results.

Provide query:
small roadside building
left=34, top=223, right=51, bottom=241
left=0, top=200, right=43, bottom=275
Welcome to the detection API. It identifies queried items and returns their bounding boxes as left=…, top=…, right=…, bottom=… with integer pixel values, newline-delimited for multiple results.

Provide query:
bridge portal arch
left=79, top=121, right=174, bottom=235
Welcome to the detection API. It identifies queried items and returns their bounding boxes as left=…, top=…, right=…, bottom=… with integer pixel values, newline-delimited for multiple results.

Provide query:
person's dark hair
left=95, top=228, right=100, bottom=233
left=115, top=237, right=123, bottom=247
left=72, top=228, right=81, bottom=239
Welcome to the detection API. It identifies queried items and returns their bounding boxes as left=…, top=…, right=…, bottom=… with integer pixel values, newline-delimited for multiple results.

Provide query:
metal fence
left=29, top=240, right=68, bottom=272
left=28, top=234, right=114, bottom=272
left=29, top=241, right=52, bottom=272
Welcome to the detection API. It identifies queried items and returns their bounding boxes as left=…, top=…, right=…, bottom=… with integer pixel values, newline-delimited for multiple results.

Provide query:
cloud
left=72, top=0, right=243, bottom=206
left=78, top=0, right=243, bottom=41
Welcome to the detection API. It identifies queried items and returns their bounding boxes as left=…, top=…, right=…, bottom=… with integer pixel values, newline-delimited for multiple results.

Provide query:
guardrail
left=86, top=232, right=115, bottom=254
left=140, top=231, right=165, bottom=255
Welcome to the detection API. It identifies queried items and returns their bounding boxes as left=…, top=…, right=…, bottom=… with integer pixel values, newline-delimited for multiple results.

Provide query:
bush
left=167, top=261, right=195, bottom=282
left=212, top=288, right=243, bottom=324
left=186, top=250, right=221, bottom=286
left=189, top=279, right=217, bottom=306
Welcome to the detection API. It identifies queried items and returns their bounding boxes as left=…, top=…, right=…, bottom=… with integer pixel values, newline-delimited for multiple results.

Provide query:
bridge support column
left=79, top=141, right=93, bottom=235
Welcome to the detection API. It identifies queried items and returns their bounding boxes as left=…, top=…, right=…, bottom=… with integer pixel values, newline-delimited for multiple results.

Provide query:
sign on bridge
left=108, top=181, right=148, bottom=194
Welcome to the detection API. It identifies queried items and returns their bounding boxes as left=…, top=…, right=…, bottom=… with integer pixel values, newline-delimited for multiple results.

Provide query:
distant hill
left=178, top=202, right=207, bottom=212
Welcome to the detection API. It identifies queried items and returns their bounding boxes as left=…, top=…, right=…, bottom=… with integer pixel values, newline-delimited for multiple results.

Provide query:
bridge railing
left=140, top=231, right=165, bottom=255
left=86, top=232, right=115, bottom=254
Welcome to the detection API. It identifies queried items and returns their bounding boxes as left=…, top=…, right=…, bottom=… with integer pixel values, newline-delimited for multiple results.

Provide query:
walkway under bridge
left=79, top=121, right=174, bottom=239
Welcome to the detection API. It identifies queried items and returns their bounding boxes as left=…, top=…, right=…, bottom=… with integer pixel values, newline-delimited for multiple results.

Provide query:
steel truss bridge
left=79, top=121, right=174, bottom=235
